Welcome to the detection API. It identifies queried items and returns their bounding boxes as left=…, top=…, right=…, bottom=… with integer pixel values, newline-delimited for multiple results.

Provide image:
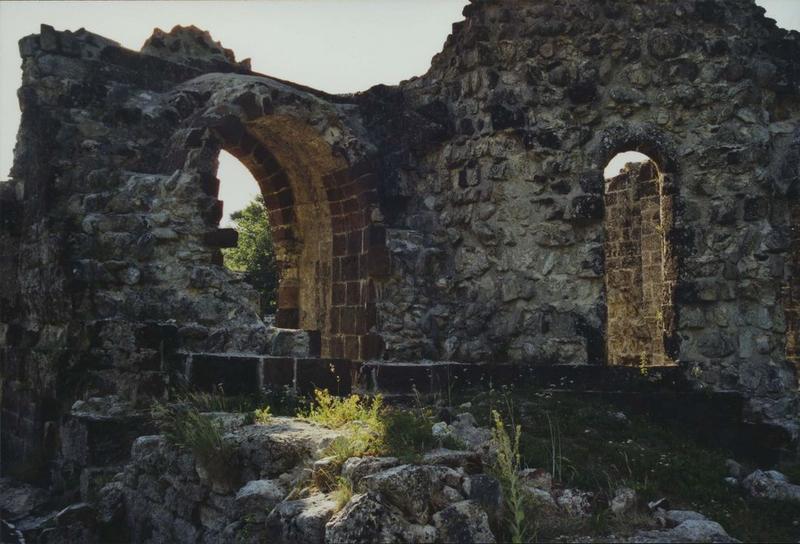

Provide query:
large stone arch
left=161, top=75, right=390, bottom=360
left=0, top=28, right=398, bottom=478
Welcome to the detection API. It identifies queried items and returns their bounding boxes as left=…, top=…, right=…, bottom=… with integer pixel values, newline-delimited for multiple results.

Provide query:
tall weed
left=491, top=409, right=528, bottom=544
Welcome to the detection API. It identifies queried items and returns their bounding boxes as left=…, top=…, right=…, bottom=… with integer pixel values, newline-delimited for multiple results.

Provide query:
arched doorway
left=181, top=110, right=388, bottom=361
left=218, top=150, right=278, bottom=317
left=208, top=120, right=335, bottom=348
left=603, top=152, right=677, bottom=367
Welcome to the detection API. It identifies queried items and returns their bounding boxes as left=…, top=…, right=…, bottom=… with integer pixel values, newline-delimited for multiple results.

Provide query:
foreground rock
left=235, top=479, right=286, bottom=522
left=553, top=487, right=593, bottom=517
left=359, top=464, right=463, bottom=524
left=629, top=519, right=739, bottom=543
left=120, top=417, right=343, bottom=543
left=266, top=493, right=338, bottom=544
left=611, top=487, right=637, bottom=516
left=0, top=478, right=50, bottom=520
left=742, top=470, right=800, bottom=503
left=325, top=492, right=436, bottom=544
left=433, top=500, right=497, bottom=544
left=463, top=474, right=504, bottom=522
left=341, top=456, right=400, bottom=487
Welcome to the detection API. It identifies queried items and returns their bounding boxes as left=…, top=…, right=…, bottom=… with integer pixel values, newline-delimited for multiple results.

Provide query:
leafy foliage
left=305, top=389, right=383, bottom=431
left=222, top=196, right=278, bottom=314
left=304, top=389, right=387, bottom=463
left=253, top=405, right=273, bottom=424
left=383, top=410, right=436, bottom=461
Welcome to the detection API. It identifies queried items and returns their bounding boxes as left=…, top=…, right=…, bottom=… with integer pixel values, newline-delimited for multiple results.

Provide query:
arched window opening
left=218, top=150, right=279, bottom=318
left=604, top=151, right=651, bottom=179
left=603, top=152, right=676, bottom=367
left=786, top=199, right=800, bottom=381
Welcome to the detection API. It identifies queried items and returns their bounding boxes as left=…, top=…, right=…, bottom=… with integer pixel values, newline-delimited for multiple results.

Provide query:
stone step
left=170, top=352, right=358, bottom=396
left=61, top=397, right=156, bottom=471
left=360, top=361, right=688, bottom=396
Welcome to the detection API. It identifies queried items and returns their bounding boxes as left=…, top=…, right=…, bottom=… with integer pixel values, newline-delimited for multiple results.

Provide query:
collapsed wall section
left=0, top=24, right=387, bottom=479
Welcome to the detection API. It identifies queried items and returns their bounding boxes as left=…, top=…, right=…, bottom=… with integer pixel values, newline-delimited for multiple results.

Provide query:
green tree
left=222, top=196, right=278, bottom=314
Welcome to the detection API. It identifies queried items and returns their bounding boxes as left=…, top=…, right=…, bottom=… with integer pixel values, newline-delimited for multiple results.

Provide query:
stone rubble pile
left=1, top=411, right=778, bottom=544
left=716, top=458, right=800, bottom=505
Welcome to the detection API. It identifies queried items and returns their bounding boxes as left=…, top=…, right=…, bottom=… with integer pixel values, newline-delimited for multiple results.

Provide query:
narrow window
left=604, top=152, right=675, bottom=367
left=786, top=200, right=800, bottom=380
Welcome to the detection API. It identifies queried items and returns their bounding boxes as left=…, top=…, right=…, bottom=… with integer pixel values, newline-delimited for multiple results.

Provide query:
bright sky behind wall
left=1, top=1, right=798, bottom=224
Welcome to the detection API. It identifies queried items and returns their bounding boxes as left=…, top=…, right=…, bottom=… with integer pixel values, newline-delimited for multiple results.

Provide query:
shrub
left=305, top=389, right=383, bottom=430
left=384, top=410, right=450, bottom=461
left=222, top=196, right=278, bottom=314
left=304, top=389, right=386, bottom=463
left=253, top=406, right=273, bottom=424
left=261, top=384, right=309, bottom=416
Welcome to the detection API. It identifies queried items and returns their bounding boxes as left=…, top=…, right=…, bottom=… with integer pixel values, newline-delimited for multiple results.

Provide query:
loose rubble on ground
left=5, top=404, right=787, bottom=544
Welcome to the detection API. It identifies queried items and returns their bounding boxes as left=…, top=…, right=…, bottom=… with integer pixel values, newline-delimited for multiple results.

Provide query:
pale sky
left=0, top=1, right=797, bottom=223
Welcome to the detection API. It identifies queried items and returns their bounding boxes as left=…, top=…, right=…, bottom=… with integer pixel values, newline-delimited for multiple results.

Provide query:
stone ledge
left=170, top=352, right=359, bottom=396
left=361, top=361, right=688, bottom=395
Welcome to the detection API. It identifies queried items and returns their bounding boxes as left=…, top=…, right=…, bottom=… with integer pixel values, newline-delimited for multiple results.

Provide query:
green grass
left=381, top=402, right=468, bottom=461
left=383, top=410, right=437, bottom=461
left=177, top=385, right=266, bottom=414
left=152, top=402, right=238, bottom=486
left=331, top=476, right=354, bottom=511
left=456, top=387, right=800, bottom=543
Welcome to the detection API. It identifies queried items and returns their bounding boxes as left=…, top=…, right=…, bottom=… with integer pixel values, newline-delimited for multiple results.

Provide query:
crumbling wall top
left=141, top=25, right=252, bottom=72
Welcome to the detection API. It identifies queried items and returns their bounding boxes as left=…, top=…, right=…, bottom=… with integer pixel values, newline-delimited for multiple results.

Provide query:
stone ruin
left=0, top=0, right=799, bottom=526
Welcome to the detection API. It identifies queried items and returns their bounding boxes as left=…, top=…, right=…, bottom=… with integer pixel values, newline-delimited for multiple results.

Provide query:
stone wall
left=366, top=0, right=800, bottom=431
left=0, top=25, right=387, bottom=476
left=2, top=0, right=800, bottom=478
left=115, top=418, right=341, bottom=544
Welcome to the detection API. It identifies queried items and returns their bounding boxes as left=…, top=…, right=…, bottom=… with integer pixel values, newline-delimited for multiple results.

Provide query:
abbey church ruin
left=0, top=0, right=799, bottom=541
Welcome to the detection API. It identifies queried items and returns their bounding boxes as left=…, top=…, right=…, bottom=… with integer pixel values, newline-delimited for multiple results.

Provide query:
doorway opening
left=219, top=150, right=279, bottom=317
